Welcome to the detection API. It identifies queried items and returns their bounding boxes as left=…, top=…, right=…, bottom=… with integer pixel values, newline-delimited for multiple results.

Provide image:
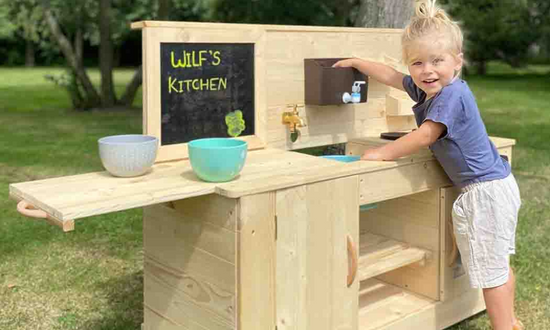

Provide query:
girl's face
left=407, top=38, right=463, bottom=99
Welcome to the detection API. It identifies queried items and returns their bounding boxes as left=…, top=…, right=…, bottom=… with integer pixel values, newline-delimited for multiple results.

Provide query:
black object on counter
left=380, top=132, right=409, bottom=140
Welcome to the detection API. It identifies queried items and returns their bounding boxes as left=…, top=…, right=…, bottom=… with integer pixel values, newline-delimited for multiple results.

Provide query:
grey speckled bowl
left=98, top=134, right=159, bottom=177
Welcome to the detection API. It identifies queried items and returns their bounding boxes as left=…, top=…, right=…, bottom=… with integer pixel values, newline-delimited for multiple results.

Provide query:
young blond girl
left=334, top=1, right=522, bottom=329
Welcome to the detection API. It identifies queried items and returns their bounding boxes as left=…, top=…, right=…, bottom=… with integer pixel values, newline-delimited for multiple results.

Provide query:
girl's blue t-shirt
left=402, top=75, right=510, bottom=188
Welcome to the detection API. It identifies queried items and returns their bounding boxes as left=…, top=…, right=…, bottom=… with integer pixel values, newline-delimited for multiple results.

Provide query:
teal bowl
left=320, top=155, right=360, bottom=163
left=188, top=138, right=248, bottom=182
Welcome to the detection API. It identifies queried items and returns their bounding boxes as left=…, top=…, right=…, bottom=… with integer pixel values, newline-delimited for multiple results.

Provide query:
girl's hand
left=332, top=58, right=355, bottom=68
left=361, top=148, right=384, bottom=161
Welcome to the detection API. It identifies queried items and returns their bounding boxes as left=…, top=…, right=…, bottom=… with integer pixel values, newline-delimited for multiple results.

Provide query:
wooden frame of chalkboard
left=137, top=23, right=266, bottom=162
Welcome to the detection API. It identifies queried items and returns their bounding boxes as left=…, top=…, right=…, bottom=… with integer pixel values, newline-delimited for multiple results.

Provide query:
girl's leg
left=509, top=268, right=524, bottom=329
left=483, top=270, right=515, bottom=330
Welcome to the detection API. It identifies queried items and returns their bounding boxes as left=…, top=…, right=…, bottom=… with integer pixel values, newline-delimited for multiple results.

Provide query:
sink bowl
left=320, top=155, right=360, bottom=162
left=188, top=138, right=248, bottom=182
left=98, top=134, right=159, bottom=177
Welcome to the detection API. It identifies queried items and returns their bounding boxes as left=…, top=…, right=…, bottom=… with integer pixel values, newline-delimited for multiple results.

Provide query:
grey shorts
left=452, top=174, right=521, bottom=288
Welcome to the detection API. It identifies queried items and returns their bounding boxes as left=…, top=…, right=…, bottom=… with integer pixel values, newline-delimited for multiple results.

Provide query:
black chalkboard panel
left=160, top=43, right=255, bottom=145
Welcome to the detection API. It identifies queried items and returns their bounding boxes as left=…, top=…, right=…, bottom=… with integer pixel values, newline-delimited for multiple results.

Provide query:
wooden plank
left=144, top=260, right=235, bottom=330
left=358, top=279, right=434, bottom=330
left=143, top=197, right=237, bottom=330
left=359, top=160, right=451, bottom=205
left=8, top=137, right=515, bottom=225
left=171, top=194, right=239, bottom=231
left=237, top=192, right=276, bottom=330
left=144, top=306, right=194, bottom=330
left=357, top=286, right=484, bottom=330
left=386, top=94, right=415, bottom=116
left=276, top=185, right=309, bottom=330
left=131, top=20, right=403, bottom=34
left=358, top=232, right=428, bottom=281
left=145, top=203, right=236, bottom=263
left=276, top=177, right=359, bottom=330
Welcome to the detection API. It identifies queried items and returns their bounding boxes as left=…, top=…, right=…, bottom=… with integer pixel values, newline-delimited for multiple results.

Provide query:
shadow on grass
left=82, top=270, right=144, bottom=330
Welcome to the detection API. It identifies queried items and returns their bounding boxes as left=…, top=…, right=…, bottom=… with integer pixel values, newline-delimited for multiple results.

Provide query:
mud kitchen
left=10, top=21, right=516, bottom=330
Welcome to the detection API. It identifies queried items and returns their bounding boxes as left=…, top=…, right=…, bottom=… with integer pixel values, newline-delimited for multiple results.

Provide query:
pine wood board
left=10, top=137, right=514, bottom=224
left=358, top=232, right=428, bottom=282
left=358, top=279, right=434, bottom=330
left=276, top=177, right=359, bottom=330
left=143, top=200, right=238, bottom=330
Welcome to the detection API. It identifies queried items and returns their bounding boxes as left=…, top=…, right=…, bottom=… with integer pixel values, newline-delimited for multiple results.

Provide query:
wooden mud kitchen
left=10, top=21, right=516, bottom=330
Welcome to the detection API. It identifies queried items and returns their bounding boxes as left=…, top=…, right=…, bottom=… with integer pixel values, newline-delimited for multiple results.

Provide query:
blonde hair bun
left=402, top=0, right=463, bottom=63
left=414, top=0, right=452, bottom=22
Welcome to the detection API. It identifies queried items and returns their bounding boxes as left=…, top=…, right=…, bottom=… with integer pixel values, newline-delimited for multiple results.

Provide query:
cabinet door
left=276, top=176, right=359, bottom=330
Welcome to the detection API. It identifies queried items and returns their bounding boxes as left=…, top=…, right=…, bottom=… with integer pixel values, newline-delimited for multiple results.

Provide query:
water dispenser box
left=304, top=58, right=368, bottom=106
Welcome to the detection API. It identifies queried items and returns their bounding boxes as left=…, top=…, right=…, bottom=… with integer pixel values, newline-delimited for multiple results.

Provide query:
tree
left=354, top=0, right=413, bottom=28
left=40, top=0, right=161, bottom=109
left=211, top=0, right=358, bottom=27
left=2, top=0, right=44, bottom=66
left=439, top=0, right=538, bottom=74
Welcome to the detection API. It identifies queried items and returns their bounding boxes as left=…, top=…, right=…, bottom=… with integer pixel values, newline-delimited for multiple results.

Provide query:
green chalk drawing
left=225, top=110, right=246, bottom=137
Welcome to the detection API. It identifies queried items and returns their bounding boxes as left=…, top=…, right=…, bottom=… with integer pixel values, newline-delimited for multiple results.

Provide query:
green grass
left=0, top=67, right=144, bottom=330
left=1, top=62, right=550, bottom=329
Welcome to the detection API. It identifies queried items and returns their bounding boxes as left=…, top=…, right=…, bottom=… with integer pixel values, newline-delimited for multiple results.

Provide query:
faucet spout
left=282, top=104, right=306, bottom=133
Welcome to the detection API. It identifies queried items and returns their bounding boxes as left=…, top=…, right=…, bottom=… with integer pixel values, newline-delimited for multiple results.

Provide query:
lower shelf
left=358, top=232, right=429, bottom=281
left=358, top=279, right=435, bottom=330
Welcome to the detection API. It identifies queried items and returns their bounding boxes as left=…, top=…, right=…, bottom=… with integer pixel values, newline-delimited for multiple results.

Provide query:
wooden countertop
left=9, top=137, right=515, bottom=222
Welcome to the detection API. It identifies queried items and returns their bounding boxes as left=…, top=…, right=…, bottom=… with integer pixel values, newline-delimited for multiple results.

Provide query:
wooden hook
left=16, top=200, right=75, bottom=232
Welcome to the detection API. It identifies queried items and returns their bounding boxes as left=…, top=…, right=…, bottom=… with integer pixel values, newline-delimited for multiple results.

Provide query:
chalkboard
left=160, top=43, right=255, bottom=145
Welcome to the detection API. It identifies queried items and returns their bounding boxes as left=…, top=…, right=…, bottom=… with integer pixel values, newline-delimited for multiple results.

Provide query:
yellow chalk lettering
left=192, top=51, right=200, bottom=67
left=184, top=79, right=192, bottom=91
left=219, top=77, right=227, bottom=90
left=199, top=50, right=207, bottom=66
left=200, top=78, right=209, bottom=90
left=171, top=52, right=186, bottom=68
left=209, top=78, right=218, bottom=91
left=192, top=79, right=200, bottom=90
left=212, top=51, right=221, bottom=66
left=178, top=80, right=184, bottom=92
left=168, top=76, right=178, bottom=93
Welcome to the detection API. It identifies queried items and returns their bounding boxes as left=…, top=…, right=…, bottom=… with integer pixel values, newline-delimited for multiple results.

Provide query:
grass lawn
left=1, top=63, right=550, bottom=329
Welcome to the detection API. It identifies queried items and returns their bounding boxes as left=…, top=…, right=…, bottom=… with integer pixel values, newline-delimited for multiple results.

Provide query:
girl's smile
left=407, top=38, right=463, bottom=99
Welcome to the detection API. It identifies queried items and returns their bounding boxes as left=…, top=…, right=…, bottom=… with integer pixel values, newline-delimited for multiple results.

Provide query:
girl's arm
left=362, top=120, right=446, bottom=161
left=333, top=58, right=406, bottom=91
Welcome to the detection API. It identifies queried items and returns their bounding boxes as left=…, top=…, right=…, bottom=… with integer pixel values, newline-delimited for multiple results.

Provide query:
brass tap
left=282, top=104, right=306, bottom=133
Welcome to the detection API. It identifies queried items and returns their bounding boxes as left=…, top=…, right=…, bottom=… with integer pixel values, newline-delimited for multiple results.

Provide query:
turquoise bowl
left=188, top=138, right=248, bottom=182
left=320, top=155, right=360, bottom=163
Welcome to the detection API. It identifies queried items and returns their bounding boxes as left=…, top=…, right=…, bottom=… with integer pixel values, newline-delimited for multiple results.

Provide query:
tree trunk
left=157, top=0, right=171, bottom=20
left=25, top=39, right=35, bottom=67
left=476, top=61, right=487, bottom=75
left=354, top=0, right=413, bottom=28
left=120, top=66, right=142, bottom=106
left=43, top=5, right=101, bottom=108
left=75, top=27, right=83, bottom=67
left=99, top=0, right=116, bottom=107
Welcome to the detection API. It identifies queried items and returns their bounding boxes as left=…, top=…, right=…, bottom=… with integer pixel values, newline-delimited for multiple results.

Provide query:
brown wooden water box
left=9, top=21, right=516, bottom=330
